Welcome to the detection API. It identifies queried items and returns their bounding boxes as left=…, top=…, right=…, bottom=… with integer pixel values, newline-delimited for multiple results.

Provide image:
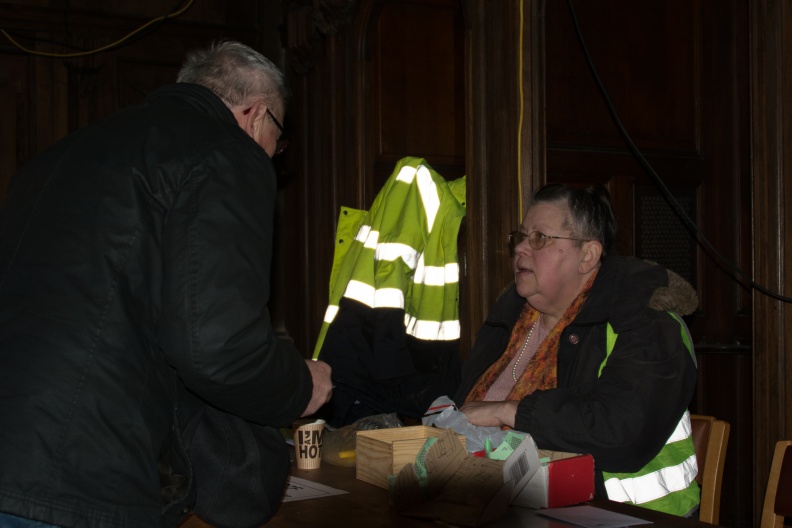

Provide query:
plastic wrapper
left=422, top=395, right=509, bottom=453
left=322, top=413, right=404, bottom=467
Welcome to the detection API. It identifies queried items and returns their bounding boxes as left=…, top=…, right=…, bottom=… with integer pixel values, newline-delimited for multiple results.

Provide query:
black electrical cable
left=565, top=0, right=792, bottom=304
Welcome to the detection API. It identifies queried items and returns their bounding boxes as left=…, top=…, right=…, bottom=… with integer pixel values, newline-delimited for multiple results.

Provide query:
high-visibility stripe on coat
left=602, top=318, right=700, bottom=516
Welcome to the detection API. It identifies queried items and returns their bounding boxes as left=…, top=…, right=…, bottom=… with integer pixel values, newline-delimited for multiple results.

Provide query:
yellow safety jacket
left=314, top=157, right=466, bottom=424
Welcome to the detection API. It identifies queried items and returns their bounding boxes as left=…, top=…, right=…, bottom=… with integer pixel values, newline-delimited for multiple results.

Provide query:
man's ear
left=233, top=101, right=268, bottom=140
left=579, top=240, right=603, bottom=273
left=248, top=101, right=269, bottom=141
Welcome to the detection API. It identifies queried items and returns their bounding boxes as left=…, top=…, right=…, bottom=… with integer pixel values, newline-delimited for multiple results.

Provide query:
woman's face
left=513, top=202, right=591, bottom=316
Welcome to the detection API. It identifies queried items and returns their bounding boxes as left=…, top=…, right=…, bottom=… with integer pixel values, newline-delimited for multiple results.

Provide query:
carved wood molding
left=286, top=0, right=359, bottom=74
left=314, top=0, right=359, bottom=34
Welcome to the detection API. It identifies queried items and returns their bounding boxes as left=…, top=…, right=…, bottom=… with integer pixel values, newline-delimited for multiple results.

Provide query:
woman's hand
left=460, top=400, right=519, bottom=428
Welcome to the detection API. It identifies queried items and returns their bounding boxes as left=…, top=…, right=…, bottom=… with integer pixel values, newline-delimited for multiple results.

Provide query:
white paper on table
left=539, top=505, right=653, bottom=527
left=282, top=476, right=349, bottom=502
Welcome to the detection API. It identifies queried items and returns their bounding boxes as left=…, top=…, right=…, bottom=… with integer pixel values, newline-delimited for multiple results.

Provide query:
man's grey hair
left=177, top=40, right=288, bottom=110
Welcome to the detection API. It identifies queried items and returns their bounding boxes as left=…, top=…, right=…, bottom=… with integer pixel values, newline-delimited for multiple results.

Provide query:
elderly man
left=0, top=41, right=332, bottom=528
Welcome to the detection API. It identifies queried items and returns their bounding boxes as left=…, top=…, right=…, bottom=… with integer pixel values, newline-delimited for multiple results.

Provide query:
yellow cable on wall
left=1, top=0, right=194, bottom=58
left=517, top=0, right=524, bottom=219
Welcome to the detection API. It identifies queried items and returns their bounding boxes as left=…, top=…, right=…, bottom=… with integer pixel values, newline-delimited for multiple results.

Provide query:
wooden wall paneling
left=692, top=350, right=753, bottom=526
left=0, top=1, right=266, bottom=201
left=693, top=0, right=753, bottom=346
left=367, top=0, right=466, bottom=190
left=465, top=0, right=525, bottom=356
left=544, top=0, right=710, bottom=286
left=691, top=4, right=753, bottom=521
left=32, top=42, right=70, bottom=160
left=750, top=0, right=792, bottom=525
left=28, top=0, right=253, bottom=22
left=64, top=44, right=113, bottom=133
left=0, top=53, right=29, bottom=200
left=546, top=4, right=698, bottom=151
left=277, top=3, right=355, bottom=355
left=525, top=0, right=546, bottom=220
left=280, top=0, right=468, bottom=355
left=279, top=0, right=378, bottom=355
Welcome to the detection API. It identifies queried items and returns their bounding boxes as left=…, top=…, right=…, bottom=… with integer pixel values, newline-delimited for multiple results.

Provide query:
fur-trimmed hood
left=647, top=262, right=698, bottom=316
left=573, top=256, right=699, bottom=332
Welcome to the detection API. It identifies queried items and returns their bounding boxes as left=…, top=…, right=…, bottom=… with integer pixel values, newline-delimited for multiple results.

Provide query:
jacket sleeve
left=157, top=138, right=312, bottom=427
left=514, top=310, right=697, bottom=473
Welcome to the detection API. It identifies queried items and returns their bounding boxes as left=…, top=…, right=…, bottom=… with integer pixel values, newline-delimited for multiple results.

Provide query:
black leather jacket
left=455, top=256, right=698, bottom=495
left=0, top=83, right=312, bottom=527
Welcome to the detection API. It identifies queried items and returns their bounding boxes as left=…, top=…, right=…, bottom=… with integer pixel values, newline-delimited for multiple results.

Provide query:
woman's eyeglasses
left=509, top=230, right=589, bottom=253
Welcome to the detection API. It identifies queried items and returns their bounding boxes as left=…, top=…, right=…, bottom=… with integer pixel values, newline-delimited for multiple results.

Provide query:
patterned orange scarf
left=466, top=270, right=598, bottom=402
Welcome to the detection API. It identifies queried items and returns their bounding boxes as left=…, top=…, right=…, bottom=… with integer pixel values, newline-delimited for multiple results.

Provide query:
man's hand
left=460, top=400, right=519, bottom=428
left=301, top=359, right=333, bottom=417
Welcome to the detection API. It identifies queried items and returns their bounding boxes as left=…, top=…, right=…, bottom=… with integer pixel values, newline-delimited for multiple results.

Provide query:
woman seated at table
left=456, top=183, right=700, bottom=517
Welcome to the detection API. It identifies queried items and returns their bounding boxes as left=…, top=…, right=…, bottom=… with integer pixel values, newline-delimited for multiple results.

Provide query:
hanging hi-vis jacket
left=314, top=157, right=466, bottom=426
left=601, top=315, right=700, bottom=516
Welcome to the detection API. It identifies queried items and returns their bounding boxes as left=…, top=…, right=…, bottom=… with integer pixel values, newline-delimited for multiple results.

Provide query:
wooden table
left=262, top=462, right=724, bottom=528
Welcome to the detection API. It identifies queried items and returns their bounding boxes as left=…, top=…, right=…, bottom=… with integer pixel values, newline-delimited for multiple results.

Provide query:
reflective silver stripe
left=323, top=305, right=339, bottom=323
left=604, top=454, right=698, bottom=505
left=404, top=314, right=461, bottom=340
left=404, top=315, right=460, bottom=340
left=396, top=164, right=441, bottom=231
left=356, top=224, right=374, bottom=245
left=376, top=242, right=419, bottom=269
left=414, top=256, right=459, bottom=286
left=324, top=299, right=461, bottom=339
left=356, top=227, right=422, bottom=270
left=604, top=412, right=697, bottom=504
left=344, top=280, right=404, bottom=308
left=395, top=164, right=418, bottom=183
left=667, top=411, right=692, bottom=443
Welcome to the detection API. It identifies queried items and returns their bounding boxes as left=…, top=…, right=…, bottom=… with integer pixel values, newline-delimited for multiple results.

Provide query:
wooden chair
left=690, top=414, right=730, bottom=524
left=761, top=440, right=792, bottom=528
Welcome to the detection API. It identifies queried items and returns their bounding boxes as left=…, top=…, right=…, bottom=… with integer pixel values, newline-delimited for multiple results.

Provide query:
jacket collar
left=575, top=256, right=696, bottom=330
left=487, top=256, right=697, bottom=332
left=145, top=83, right=236, bottom=124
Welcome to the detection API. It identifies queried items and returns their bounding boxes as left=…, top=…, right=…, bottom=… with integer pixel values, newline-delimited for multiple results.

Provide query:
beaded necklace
left=512, top=320, right=539, bottom=382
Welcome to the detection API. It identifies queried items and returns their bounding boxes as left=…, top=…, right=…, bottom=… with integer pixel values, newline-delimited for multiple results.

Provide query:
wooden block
left=355, top=426, right=466, bottom=489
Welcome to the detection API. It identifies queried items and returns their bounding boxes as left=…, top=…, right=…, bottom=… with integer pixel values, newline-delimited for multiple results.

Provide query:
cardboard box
left=510, top=450, right=595, bottom=509
left=390, top=429, right=594, bottom=527
left=392, top=428, right=516, bottom=527
left=356, top=426, right=467, bottom=489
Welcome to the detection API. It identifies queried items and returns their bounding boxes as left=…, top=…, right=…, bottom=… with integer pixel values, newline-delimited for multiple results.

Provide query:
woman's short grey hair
left=177, top=40, right=289, bottom=110
left=528, top=183, right=618, bottom=257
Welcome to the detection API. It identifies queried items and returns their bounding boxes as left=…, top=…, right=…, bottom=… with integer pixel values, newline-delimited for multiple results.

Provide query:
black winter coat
left=454, top=256, right=698, bottom=496
left=0, top=84, right=312, bottom=527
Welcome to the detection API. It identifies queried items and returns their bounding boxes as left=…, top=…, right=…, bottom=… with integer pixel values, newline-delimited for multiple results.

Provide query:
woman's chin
left=515, top=282, right=535, bottom=300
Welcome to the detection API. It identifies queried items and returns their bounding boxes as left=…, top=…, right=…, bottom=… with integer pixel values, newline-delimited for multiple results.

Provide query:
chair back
left=761, top=440, right=792, bottom=528
left=690, top=414, right=730, bottom=524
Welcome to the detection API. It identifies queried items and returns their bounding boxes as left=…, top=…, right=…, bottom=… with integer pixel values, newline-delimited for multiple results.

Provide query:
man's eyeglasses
left=509, top=230, right=589, bottom=253
left=266, top=109, right=289, bottom=156
left=266, top=108, right=284, bottom=137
